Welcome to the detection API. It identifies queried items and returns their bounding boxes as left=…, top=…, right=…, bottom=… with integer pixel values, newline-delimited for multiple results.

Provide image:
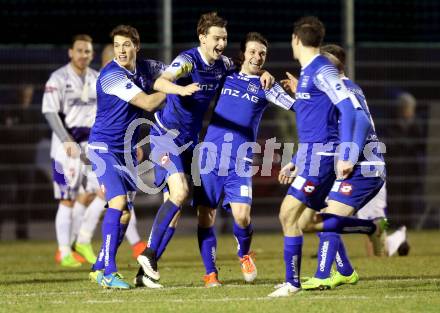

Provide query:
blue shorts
left=149, top=126, right=194, bottom=189
left=286, top=144, right=336, bottom=211
left=89, top=148, right=137, bottom=203
left=193, top=151, right=252, bottom=211
left=328, top=165, right=385, bottom=211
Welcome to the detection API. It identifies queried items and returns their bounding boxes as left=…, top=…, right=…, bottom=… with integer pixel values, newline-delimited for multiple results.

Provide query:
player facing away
left=135, top=12, right=274, bottom=287
left=194, top=32, right=295, bottom=287
left=268, top=17, right=386, bottom=297
left=42, top=34, right=106, bottom=267
left=87, top=25, right=166, bottom=289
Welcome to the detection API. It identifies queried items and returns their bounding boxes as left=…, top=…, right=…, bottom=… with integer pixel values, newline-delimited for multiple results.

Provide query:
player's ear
left=68, top=48, right=73, bottom=59
left=199, top=33, right=206, bottom=45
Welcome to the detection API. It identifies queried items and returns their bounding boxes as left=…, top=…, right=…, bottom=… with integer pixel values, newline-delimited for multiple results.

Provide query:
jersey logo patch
left=172, top=62, right=180, bottom=67
left=160, top=153, right=170, bottom=166
left=125, top=82, right=133, bottom=89
left=301, top=76, right=309, bottom=88
left=247, top=82, right=260, bottom=94
left=44, top=86, right=57, bottom=93
left=303, top=181, right=316, bottom=195
left=339, top=182, right=353, bottom=195
left=335, top=83, right=342, bottom=90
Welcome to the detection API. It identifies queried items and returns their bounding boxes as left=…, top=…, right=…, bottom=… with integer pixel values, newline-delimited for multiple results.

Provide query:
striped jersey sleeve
left=313, top=65, right=358, bottom=107
left=99, top=70, right=142, bottom=102
left=164, top=53, right=194, bottom=79
left=264, top=82, right=295, bottom=110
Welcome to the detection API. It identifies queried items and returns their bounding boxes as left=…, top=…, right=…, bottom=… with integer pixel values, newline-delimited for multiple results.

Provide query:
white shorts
left=356, top=183, right=387, bottom=220
left=51, top=142, right=99, bottom=200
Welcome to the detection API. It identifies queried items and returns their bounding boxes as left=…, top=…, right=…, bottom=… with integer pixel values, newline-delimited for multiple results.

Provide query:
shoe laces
left=240, top=252, right=256, bottom=272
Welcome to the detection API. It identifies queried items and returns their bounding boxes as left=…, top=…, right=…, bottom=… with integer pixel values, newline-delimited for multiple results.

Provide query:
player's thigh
left=323, top=200, right=355, bottom=216
left=279, top=195, right=307, bottom=224
left=167, top=172, right=190, bottom=204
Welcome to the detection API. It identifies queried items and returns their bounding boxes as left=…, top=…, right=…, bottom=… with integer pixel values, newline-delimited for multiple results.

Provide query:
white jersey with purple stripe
left=89, top=59, right=165, bottom=152
left=154, top=47, right=234, bottom=143
left=42, top=63, right=98, bottom=158
left=203, top=72, right=294, bottom=161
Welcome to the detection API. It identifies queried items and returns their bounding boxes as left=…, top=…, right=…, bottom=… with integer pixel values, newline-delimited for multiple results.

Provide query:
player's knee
left=279, top=205, right=300, bottom=227
left=197, top=206, right=215, bottom=227
left=120, top=209, right=131, bottom=224
left=232, top=206, right=251, bottom=227
left=60, top=199, right=75, bottom=208
left=108, top=195, right=127, bottom=210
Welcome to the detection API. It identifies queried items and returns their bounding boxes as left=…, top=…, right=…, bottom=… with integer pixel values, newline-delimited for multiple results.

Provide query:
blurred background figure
left=385, top=92, right=426, bottom=228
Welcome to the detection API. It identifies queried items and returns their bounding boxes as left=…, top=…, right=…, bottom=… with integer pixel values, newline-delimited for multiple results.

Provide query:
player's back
left=155, top=47, right=233, bottom=143
left=90, top=59, right=164, bottom=152
left=293, top=55, right=341, bottom=145
left=342, top=77, right=384, bottom=163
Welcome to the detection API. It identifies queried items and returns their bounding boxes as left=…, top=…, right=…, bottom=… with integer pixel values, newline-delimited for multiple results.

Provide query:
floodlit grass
left=1, top=231, right=439, bottom=313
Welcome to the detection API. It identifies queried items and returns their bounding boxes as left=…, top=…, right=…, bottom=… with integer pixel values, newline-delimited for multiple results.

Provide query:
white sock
left=125, top=210, right=141, bottom=245
left=55, top=203, right=73, bottom=258
left=76, top=197, right=106, bottom=244
left=386, top=226, right=407, bottom=256
left=71, top=202, right=86, bottom=245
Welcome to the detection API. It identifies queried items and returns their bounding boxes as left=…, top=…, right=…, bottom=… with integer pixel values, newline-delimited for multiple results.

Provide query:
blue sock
left=321, top=213, right=376, bottom=234
left=284, top=236, right=303, bottom=288
left=118, top=222, right=129, bottom=246
left=93, top=216, right=128, bottom=271
left=315, top=232, right=340, bottom=279
left=334, top=235, right=354, bottom=276
left=198, top=226, right=217, bottom=274
left=233, top=223, right=253, bottom=258
left=148, top=200, right=180, bottom=253
left=156, top=226, right=176, bottom=260
left=101, top=208, right=122, bottom=275
left=92, top=243, right=105, bottom=271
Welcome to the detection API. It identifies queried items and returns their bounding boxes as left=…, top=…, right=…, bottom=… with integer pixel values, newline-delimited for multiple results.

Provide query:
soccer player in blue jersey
left=136, top=12, right=274, bottom=287
left=268, top=17, right=386, bottom=297
left=292, top=44, right=386, bottom=290
left=193, top=32, right=295, bottom=287
left=87, top=25, right=168, bottom=289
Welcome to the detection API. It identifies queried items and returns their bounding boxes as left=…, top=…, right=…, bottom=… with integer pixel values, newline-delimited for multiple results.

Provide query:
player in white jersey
left=42, top=34, right=105, bottom=267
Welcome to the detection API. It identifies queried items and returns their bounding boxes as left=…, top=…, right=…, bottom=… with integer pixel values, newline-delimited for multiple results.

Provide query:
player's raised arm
left=265, top=82, right=296, bottom=110
left=153, top=54, right=201, bottom=96
left=129, top=91, right=166, bottom=112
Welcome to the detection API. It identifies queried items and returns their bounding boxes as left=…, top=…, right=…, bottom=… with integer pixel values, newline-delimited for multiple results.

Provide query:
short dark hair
left=236, top=32, right=269, bottom=67
left=197, top=12, right=227, bottom=36
left=71, top=34, right=92, bottom=47
left=293, top=16, right=325, bottom=47
left=321, top=44, right=346, bottom=73
left=110, top=25, right=140, bottom=47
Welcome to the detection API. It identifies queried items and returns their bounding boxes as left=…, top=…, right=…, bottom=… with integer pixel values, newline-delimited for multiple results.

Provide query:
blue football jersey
left=154, top=47, right=234, bottom=143
left=293, top=55, right=355, bottom=145
left=89, top=59, right=165, bottom=152
left=204, top=72, right=294, bottom=160
left=342, top=77, right=384, bottom=163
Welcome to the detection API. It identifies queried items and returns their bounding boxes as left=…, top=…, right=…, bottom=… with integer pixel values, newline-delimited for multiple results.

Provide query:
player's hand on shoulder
left=280, top=72, right=298, bottom=94
left=260, top=71, right=275, bottom=90
left=179, top=82, right=200, bottom=96
left=63, top=141, right=81, bottom=158
left=336, top=159, right=354, bottom=180
left=278, top=162, right=297, bottom=185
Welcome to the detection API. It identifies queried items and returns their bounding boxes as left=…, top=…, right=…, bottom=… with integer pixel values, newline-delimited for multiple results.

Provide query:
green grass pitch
left=1, top=231, right=440, bottom=313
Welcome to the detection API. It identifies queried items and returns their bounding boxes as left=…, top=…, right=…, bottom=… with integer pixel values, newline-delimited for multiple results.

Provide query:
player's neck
left=298, top=48, right=320, bottom=68
left=69, top=62, right=87, bottom=77
left=198, top=46, right=215, bottom=65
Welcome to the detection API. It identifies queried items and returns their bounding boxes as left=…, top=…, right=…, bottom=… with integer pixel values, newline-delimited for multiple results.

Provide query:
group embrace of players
left=43, top=12, right=407, bottom=296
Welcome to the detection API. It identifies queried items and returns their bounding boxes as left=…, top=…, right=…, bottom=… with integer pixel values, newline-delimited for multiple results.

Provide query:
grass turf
left=1, top=231, right=440, bottom=313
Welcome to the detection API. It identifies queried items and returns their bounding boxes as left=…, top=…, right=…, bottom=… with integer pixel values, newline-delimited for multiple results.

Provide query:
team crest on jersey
left=303, top=181, right=316, bottom=195
left=172, top=62, right=180, bottom=67
left=339, top=182, right=353, bottom=195
left=247, top=82, right=260, bottom=94
left=335, top=83, right=342, bottom=90
left=160, top=153, right=170, bottom=165
left=125, top=82, right=133, bottom=89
